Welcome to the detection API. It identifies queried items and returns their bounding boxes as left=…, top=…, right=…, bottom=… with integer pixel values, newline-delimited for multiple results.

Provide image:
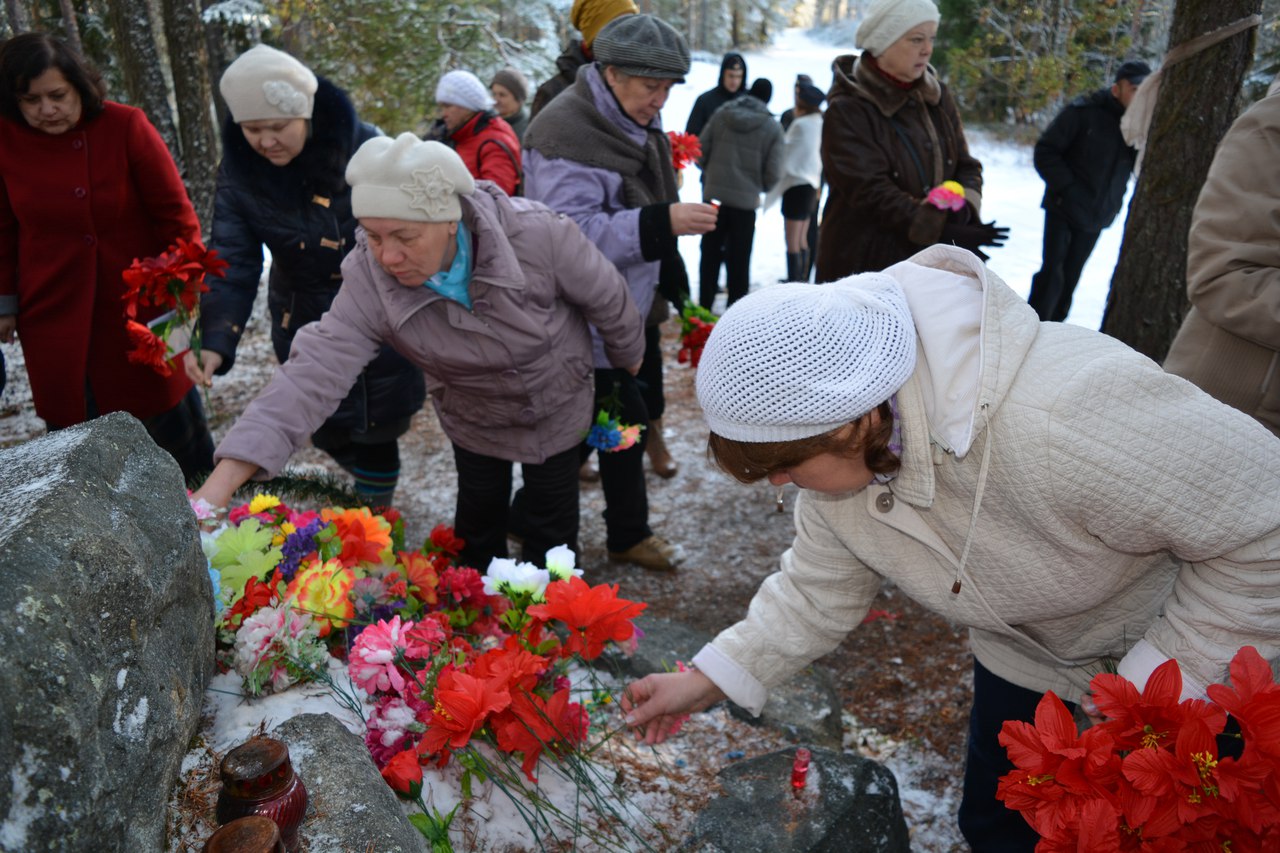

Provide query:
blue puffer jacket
left=201, top=77, right=425, bottom=433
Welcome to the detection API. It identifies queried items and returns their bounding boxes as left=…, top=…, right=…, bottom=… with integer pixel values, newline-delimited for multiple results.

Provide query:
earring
left=776, top=487, right=785, bottom=513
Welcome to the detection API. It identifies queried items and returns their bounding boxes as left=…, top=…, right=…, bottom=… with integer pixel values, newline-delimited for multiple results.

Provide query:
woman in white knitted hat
left=195, top=133, right=645, bottom=571
left=425, top=69, right=522, bottom=197
left=620, top=245, right=1280, bottom=849
left=816, top=0, right=1006, bottom=282
left=521, top=13, right=719, bottom=571
left=186, top=43, right=425, bottom=505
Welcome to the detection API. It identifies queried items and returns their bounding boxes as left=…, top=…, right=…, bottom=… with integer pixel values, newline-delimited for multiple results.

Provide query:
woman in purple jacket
left=195, top=134, right=644, bottom=570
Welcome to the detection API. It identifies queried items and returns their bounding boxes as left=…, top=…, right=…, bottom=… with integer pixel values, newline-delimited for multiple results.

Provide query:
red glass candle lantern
left=216, top=737, right=308, bottom=853
left=202, top=815, right=286, bottom=853
left=791, top=747, right=811, bottom=794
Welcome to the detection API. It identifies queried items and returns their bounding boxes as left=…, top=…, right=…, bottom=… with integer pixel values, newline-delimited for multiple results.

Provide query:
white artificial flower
left=544, top=544, right=583, bottom=581
left=482, top=557, right=550, bottom=599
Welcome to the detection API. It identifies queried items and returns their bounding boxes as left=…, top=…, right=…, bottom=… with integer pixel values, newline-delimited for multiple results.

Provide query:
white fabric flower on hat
left=261, top=80, right=309, bottom=116
left=401, top=166, right=457, bottom=219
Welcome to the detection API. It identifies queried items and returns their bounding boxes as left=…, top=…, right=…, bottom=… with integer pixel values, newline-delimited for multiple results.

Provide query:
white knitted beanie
left=435, top=70, right=493, bottom=112
left=696, top=276, right=917, bottom=443
left=346, top=133, right=476, bottom=223
left=855, top=0, right=941, bottom=57
left=219, top=44, right=317, bottom=122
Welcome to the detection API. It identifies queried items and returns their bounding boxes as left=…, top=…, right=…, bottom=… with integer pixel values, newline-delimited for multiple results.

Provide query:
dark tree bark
left=1101, top=0, right=1261, bottom=361
left=105, top=0, right=179, bottom=157
left=160, top=0, right=217, bottom=230
left=5, top=0, right=30, bottom=36
left=58, top=0, right=82, bottom=52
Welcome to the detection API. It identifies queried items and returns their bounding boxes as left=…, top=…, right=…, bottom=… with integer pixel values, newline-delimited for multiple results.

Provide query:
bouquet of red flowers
left=121, top=238, right=227, bottom=375
left=677, top=299, right=717, bottom=369
left=997, top=645, right=1280, bottom=850
left=668, top=130, right=702, bottom=172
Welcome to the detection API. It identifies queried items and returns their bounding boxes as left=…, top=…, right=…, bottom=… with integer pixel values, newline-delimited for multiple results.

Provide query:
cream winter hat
left=219, top=44, right=317, bottom=122
left=435, top=70, right=493, bottom=112
left=855, top=0, right=941, bottom=57
left=346, top=133, right=476, bottom=223
left=696, top=277, right=917, bottom=443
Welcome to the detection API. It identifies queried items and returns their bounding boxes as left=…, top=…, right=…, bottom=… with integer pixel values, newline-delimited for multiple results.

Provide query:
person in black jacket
left=1027, top=60, right=1150, bottom=322
left=684, top=52, right=746, bottom=136
left=185, top=45, right=425, bottom=504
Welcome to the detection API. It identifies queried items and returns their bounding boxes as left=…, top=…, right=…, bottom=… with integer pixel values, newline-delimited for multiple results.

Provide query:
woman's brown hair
left=707, top=399, right=900, bottom=484
left=0, top=32, right=107, bottom=125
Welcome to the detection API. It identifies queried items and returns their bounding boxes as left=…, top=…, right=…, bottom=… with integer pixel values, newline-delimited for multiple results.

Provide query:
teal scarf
left=424, top=222, right=472, bottom=309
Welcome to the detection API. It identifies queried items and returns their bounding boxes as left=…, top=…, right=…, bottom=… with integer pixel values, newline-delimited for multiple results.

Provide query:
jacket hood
left=715, top=94, right=775, bottom=132
left=220, top=75, right=364, bottom=197
left=831, top=53, right=941, bottom=117
left=1078, top=87, right=1124, bottom=116
left=883, top=246, right=1039, bottom=466
left=718, top=52, right=747, bottom=92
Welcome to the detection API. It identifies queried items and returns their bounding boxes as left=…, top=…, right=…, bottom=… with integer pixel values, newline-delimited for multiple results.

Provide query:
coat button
left=74, top=187, right=86, bottom=199
left=72, top=139, right=83, bottom=149
left=473, top=299, right=490, bottom=313
left=875, top=492, right=894, bottom=513
left=520, top=407, right=536, bottom=423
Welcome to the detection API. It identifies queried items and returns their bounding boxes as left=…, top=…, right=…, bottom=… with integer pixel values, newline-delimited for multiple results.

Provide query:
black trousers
left=588, top=368, right=652, bottom=553
left=452, top=442, right=580, bottom=570
left=1027, top=211, right=1101, bottom=322
left=958, top=658, right=1071, bottom=851
left=635, top=323, right=665, bottom=421
left=699, top=205, right=757, bottom=309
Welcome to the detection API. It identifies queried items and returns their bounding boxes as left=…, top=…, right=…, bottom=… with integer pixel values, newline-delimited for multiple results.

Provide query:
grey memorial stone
left=0, top=413, right=214, bottom=851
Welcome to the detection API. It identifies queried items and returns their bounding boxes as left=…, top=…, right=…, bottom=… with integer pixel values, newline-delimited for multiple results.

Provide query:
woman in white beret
left=817, top=0, right=1005, bottom=282
left=195, top=134, right=645, bottom=570
left=620, top=245, right=1280, bottom=849
left=187, top=44, right=425, bottom=505
left=426, top=69, right=522, bottom=197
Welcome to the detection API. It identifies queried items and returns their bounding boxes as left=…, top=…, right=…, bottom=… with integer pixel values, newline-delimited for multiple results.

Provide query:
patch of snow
left=116, top=668, right=128, bottom=690
left=113, top=696, right=149, bottom=742
left=1, top=745, right=41, bottom=850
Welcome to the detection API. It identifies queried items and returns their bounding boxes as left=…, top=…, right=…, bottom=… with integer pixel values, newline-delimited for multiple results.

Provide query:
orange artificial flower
left=285, top=557, right=358, bottom=637
left=322, top=507, right=393, bottom=568
left=398, top=550, right=440, bottom=605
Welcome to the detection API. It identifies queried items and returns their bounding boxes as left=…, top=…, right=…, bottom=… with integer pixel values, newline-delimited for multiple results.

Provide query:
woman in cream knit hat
left=621, top=245, right=1280, bottom=850
left=195, top=134, right=644, bottom=571
left=816, top=0, right=1006, bottom=281
left=426, top=69, right=522, bottom=196
left=187, top=43, right=424, bottom=505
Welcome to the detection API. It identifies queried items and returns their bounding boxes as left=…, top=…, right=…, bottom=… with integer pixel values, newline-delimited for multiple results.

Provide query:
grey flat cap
left=592, top=14, right=691, bottom=81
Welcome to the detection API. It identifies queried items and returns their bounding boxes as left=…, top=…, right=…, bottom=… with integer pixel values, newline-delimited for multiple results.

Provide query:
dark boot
left=798, top=249, right=810, bottom=282
left=784, top=252, right=801, bottom=282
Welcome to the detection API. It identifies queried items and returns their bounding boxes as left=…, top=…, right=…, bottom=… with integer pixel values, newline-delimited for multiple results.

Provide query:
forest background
left=1, top=0, right=1279, bottom=356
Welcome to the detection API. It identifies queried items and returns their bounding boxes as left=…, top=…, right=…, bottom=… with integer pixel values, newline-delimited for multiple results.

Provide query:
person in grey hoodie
left=696, top=78, right=784, bottom=309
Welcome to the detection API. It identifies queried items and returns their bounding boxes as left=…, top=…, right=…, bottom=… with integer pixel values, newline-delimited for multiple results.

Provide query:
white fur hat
left=219, top=44, right=317, bottom=122
left=346, top=133, right=476, bottom=223
left=435, top=70, right=493, bottom=112
left=696, top=276, right=917, bottom=443
left=855, top=0, right=941, bottom=57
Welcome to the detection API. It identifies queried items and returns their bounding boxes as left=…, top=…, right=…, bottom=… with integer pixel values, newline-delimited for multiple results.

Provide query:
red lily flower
left=526, top=577, right=646, bottom=660
left=417, top=667, right=510, bottom=759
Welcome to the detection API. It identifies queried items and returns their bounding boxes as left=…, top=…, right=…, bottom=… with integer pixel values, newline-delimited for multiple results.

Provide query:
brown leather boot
left=645, top=418, right=677, bottom=478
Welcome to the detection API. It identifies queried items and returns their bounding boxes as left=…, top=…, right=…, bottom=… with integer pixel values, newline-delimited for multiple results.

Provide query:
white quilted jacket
left=694, top=245, right=1280, bottom=714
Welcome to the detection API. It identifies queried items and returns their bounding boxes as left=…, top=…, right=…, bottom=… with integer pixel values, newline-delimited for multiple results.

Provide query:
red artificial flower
left=526, top=576, right=646, bottom=660
left=1206, top=646, right=1280, bottom=764
left=677, top=317, right=715, bottom=368
left=224, top=575, right=277, bottom=626
left=320, top=507, right=392, bottom=567
left=124, top=320, right=172, bottom=374
left=667, top=130, right=702, bottom=172
left=492, top=687, right=588, bottom=781
left=438, top=565, right=487, bottom=606
left=471, top=644, right=549, bottom=695
left=399, top=550, right=440, bottom=605
left=417, top=667, right=511, bottom=759
left=1091, top=659, right=1221, bottom=754
left=380, top=748, right=423, bottom=798
left=426, top=524, right=465, bottom=558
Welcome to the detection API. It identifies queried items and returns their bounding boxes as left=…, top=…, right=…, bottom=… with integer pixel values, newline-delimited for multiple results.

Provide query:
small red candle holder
left=202, top=815, right=286, bottom=853
left=791, top=747, right=812, bottom=794
left=215, top=737, right=308, bottom=853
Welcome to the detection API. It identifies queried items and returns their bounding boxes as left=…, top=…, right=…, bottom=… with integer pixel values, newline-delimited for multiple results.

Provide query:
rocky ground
left=0, top=295, right=973, bottom=851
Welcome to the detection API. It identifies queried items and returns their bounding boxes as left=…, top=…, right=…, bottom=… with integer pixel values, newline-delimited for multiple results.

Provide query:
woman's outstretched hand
left=183, top=349, right=223, bottom=386
left=620, top=669, right=727, bottom=745
left=669, top=202, right=718, bottom=237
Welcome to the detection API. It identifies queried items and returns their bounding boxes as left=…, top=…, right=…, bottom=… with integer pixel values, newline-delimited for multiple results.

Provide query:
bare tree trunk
left=105, top=0, right=179, bottom=157
left=58, top=0, right=82, bottom=52
left=1101, top=0, right=1261, bottom=360
left=5, top=0, right=30, bottom=35
left=160, top=0, right=217, bottom=230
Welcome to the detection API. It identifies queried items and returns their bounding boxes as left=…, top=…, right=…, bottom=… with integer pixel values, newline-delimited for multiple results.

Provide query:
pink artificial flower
left=365, top=693, right=430, bottom=767
left=349, top=615, right=433, bottom=695
left=615, top=424, right=643, bottom=452
left=926, top=180, right=966, bottom=212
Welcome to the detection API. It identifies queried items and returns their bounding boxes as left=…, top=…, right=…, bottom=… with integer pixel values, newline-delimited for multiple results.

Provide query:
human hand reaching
left=669, top=202, right=718, bottom=236
left=182, top=349, right=223, bottom=386
left=620, top=669, right=727, bottom=745
left=940, top=220, right=1009, bottom=261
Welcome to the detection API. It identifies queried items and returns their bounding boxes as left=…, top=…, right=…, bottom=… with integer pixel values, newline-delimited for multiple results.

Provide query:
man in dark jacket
left=1027, top=60, right=1150, bottom=322
left=685, top=52, right=747, bottom=135
left=697, top=78, right=784, bottom=309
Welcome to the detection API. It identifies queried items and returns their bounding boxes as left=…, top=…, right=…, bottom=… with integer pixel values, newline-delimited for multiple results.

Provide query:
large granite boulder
left=685, top=747, right=910, bottom=852
left=273, top=714, right=428, bottom=853
left=0, top=413, right=214, bottom=851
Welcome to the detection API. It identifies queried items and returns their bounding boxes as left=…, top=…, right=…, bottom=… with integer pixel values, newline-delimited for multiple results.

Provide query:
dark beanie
left=490, top=67, right=529, bottom=104
left=797, top=82, right=825, bottom=108
left=592, top=14, right=691, bottom=81
left=749, top=78, right=772, bottom=104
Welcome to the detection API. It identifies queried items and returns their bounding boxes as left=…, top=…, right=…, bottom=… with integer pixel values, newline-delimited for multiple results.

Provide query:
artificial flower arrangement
left=667, top=130, right=702, bottom=173
left=586, top=382, right=644, bottom=453
left=925, top=180, right=966, bottom=212
left=677, top=299, right=718, bottom=369
left=198, top=492, right=655, bottom=850
left=122, top=239, right=228, bottom=376
left=997, top=646, right=1280, bottom=850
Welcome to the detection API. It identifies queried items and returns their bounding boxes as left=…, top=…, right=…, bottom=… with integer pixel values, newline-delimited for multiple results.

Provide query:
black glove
left=940, top=221, right=1009, bottom=260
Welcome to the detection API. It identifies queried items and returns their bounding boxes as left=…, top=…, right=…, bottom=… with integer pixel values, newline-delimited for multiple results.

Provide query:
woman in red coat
left=0, top=33, right=213, bottom=479
left=426, top=70, right=522, bottom=196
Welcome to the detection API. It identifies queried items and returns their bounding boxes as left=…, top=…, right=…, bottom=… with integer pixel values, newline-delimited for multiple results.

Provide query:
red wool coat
left=0, top=102, right=200, bottom=427
left=448, top=111, right=522, bottom=196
